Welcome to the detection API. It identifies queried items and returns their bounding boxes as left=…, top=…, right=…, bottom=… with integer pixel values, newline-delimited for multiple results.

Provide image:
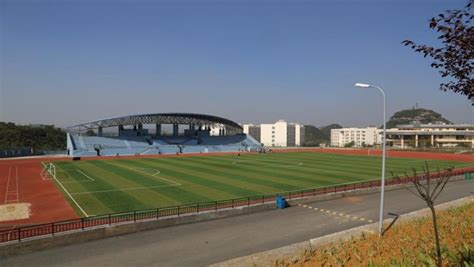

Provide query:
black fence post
left=18, top=228, right=21, bottom=242
left=178, top=206, right=180, bottom=216
left=197, top=204, right=200, bottom=214
left=247, top=197, right=250, bottom=206
left=133, top=211, right=137, bottom=222
left=108, top=214, right=111, bottom=225
left=52, top=223, right=55, bottom=236
left=156, top=208, right=159, bottom=220
left=81, top=218, right=84, bottom=230
left=232, top=199, right=234, bottom=208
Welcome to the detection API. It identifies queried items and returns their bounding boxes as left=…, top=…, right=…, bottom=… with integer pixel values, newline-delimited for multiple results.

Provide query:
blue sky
left=1, top=0, right=472, bottom=127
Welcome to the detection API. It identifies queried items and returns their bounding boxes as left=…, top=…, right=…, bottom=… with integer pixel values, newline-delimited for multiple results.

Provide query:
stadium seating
left=69, top=133, right=261, bottom=157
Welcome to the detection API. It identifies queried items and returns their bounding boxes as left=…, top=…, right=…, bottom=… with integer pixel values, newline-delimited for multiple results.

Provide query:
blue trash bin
left=276, top=196, right=287, bottom=209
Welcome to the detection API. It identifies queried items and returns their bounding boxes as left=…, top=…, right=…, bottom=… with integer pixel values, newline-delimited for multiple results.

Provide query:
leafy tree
left=344, top=141, right=355, bottom=148
left=402, top=2, right=473, bottom=104
left=0, top=122, right=66, bottom=150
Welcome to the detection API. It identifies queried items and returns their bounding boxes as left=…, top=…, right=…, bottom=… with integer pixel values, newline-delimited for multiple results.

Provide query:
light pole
left=354, top=82, right=386, bottom=236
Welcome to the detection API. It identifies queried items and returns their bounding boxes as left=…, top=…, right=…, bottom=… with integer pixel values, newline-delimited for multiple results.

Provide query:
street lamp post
left=354, top=83, right=386, bottom=236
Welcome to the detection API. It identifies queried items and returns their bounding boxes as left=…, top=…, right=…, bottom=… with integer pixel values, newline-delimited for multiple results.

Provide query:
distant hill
left=303, top=124, right=342, bottom=146
left=320, top=124, right=342, bottom=138
left=386, top=108, right=452, bottom=128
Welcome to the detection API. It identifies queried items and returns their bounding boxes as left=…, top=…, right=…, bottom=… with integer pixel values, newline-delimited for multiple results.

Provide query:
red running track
left=0, top=159, right=78, bottom=229
left=0, top=149, right=471, bottom=227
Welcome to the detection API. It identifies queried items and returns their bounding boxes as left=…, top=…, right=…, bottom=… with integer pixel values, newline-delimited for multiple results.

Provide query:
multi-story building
left=331, top=127, right=381, bottom=147
left=386, top=124, right=474, bottom=148
left=330, top=124, right=474, bottom=149
left=242, top=120, right=304, bottom=147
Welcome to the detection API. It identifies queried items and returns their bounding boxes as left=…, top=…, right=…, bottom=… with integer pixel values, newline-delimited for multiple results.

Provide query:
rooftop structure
left=67, top=113, right=243, bottom=136
left=66, top=113, right=260, bottom=157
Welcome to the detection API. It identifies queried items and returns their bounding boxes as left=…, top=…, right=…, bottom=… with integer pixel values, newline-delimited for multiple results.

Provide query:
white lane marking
left=3, top=167, right=12, bottom=204
left=76, top=170, right=95, bottom=181
left=15, top=166, right=19, bottom=203
left=299, top=204, right=373, bottom=223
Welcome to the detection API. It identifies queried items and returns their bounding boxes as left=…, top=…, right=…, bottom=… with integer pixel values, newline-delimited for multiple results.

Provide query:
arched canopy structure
left=67, top=113, right=243, bottom=135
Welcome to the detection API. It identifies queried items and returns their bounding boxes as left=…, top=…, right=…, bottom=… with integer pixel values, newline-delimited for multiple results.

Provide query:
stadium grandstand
left=66, top=113, right=261, bottom=157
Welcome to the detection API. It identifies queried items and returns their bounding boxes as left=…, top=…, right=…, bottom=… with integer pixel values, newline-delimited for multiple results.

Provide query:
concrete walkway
left=1, top=179, right=472, bottom=267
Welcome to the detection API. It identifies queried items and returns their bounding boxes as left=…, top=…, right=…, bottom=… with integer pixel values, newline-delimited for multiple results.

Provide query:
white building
left=331, top=127, right=382, bottom=147
left=242, top=120, right=304, bottom=147
left=386, top=124, right=474, bottom=148
left=331, top=124, right=474, bottom=149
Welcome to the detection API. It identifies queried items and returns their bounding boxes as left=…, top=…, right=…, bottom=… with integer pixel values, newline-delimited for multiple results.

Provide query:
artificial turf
left=51, top=152, right=471, bottom=216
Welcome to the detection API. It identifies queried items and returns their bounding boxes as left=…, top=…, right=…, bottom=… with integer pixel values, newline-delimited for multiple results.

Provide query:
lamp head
left=354, top=83, right=371, bottom=88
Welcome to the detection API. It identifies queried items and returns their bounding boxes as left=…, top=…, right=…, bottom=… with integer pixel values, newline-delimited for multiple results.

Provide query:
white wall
left=243, top=120, right=303, bottom=147
left=260, top=121, right=287, bottom=147
left=295, top=125, right=301, bottom=146
left=331, top=127, right=381, bottom=147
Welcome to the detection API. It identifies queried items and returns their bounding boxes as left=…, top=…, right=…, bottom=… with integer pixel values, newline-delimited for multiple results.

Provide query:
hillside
left=320, top=124, right=342, bottom=138
left=303, top=124, right=342, bottom=146
left=386, top=108, right=452, bottom=128
left=0, top=122, right=66, bottom=150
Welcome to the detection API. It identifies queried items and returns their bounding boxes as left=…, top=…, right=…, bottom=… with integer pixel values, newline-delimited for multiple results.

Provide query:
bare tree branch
left=397, top=162, right=454, bottom=267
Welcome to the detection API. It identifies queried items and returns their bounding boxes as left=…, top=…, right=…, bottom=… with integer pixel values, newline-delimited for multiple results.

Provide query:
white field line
left=76, top=169, right=95, bottom=181
left=3, top=167, right=12, bottom=204
left=232, top=157, right=372, bottom=178
left=49, top=163, right=90, bottom=217
left=70, top=184, right=180, bottom=195
left=61, top=180, right=94, bottom=184
left=111, top=162, right=181, bottom=186
left=232, top=159, right=303, bottom=168
left=40, top=162, right=53, bottom=181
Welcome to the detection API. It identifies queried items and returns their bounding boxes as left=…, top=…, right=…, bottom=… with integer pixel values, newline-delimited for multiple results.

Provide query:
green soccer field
left=50, top=152, right=471, bottom=217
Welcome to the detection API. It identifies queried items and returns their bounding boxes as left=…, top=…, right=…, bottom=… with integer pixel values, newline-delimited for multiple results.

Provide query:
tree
left=0, top=122, right=66, bottom=150
left=402, top=1, right=473, bottom=104
left=344, top=141, right=355, bottom=148
left=393, top=163, right=453, bottom=267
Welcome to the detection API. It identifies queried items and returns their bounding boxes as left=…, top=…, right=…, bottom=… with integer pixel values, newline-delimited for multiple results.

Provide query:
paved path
left=1, top=179, right=473, bottom=267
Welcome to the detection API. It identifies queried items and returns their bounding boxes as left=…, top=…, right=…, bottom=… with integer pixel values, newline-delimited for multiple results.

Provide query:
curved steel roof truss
left=67, top=113, right=242, bottom=134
